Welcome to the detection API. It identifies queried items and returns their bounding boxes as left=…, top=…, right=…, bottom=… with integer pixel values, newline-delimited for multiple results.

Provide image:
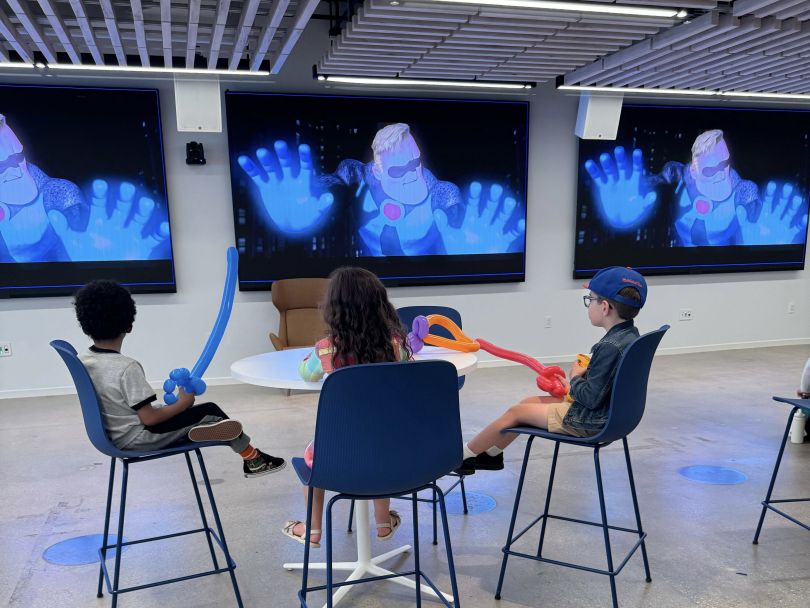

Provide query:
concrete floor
left=1, top=345, right=809, bottom=608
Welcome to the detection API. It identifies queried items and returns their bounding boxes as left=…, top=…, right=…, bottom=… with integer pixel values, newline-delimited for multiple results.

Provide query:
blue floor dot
left=678, top=465, right=747, bottom=485
left=445, top=491, right=497, bottom=515
left=43, top=534, right=127, bottom=566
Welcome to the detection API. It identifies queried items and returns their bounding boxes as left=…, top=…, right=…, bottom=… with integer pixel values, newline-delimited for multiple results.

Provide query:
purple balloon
left=407, top=315, right=430, bottom=353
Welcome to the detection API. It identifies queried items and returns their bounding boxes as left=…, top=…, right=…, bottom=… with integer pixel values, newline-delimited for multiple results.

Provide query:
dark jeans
left=122, top=402, right=251, bottom=453
left=145, top=402, right=229, bottom=433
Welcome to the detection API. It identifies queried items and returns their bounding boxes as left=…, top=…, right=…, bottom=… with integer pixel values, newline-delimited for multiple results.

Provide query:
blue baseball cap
left=584, top=266, right=647, bottom=308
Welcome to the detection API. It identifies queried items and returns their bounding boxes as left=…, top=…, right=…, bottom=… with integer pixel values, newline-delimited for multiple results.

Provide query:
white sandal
left=282, top=520, right=321, bottom=548
left=376, top=510, right=401, bottom=542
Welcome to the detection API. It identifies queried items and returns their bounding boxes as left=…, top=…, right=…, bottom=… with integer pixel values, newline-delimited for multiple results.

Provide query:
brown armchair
left=269, top=278, right=330, bottom=351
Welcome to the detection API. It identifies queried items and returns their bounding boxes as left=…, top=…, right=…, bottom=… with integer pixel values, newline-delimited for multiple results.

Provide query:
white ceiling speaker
left=574, top=92, right=623, bottom=140
left=174, top=77, right=222, bottom=133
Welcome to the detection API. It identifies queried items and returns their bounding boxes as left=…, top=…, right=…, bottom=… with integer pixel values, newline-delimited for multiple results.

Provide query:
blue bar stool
left=50, top=340, right=243, bottom=608
left=295, top=360, right=462, bottom=608
left=494, top=326, right=669, bottom=608
left=348, top=305, right=469, bottom=544
left=753, top=396, right=810, bottom=543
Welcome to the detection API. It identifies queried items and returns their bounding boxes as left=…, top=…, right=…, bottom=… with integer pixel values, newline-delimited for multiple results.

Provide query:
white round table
left=231, top=345, right=477, bottom=390
left=230, top=345, right=477, bottom=608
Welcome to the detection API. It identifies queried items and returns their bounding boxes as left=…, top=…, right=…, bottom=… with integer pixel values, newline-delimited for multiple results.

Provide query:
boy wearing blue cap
left=457, top=266, right=648, bottom=473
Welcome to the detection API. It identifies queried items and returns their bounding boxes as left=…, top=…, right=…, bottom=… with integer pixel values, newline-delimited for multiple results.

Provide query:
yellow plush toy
left=565, top=354, right=591, bottom=402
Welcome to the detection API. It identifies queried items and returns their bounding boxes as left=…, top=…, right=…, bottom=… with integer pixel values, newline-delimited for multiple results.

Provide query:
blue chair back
left=398, top=305, right=465, bottom=390
left=50, top=340, right=129, bottom=459
left=308, top=360, right=462, bottom=496
left=590, top=325, right=669, bottom=444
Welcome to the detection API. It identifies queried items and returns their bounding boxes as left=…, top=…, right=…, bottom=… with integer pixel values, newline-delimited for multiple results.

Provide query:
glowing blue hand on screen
left=237, top=141, right=334, bottom=234
left=47, top=180, right=170, bottom=261
left=433, top=182, right=525, bottom=254
left=0, top=192, right=50, bottom=262
left=735, top=182, right=808, bottom=245
left=584, top=147, right=657, bottom=230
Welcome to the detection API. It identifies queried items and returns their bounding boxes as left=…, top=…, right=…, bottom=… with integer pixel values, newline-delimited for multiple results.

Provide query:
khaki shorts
left=546, top=402, right=592, bottom=438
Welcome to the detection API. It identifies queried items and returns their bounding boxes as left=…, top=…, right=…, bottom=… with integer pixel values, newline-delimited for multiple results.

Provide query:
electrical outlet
left=678, top=309, right=693, bottom=322
left=544, top=316, right=552, bottom=329
left=0, top=342, right=11, bottom=357
left=788, top=301, right=796, bottom=314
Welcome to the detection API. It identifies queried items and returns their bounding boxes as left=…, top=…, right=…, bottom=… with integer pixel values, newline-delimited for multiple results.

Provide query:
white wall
left=2, top=22, right=808, bottom=398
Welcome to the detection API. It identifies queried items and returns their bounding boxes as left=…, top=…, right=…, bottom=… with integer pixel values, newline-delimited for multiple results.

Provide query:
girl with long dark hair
left=282, top=267, right=411, bottom=548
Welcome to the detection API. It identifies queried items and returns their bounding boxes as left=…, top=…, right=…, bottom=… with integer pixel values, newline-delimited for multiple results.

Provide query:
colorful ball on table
left=304, top=441, right=315, bottom=468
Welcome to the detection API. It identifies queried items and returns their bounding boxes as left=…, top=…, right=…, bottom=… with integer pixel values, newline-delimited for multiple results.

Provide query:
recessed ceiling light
left=32, top=63, right=269, bottom=77
left=557, top=84, right=810, bottom=102
left=419, top=0, right=686, bottom=19
left=0, top=62, right=36, bottom=69
left=317, top=73, right=534, bottom=90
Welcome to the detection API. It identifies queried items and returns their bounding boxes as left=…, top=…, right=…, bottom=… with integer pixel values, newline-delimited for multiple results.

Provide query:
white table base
left=283, top=500, right=453, bottom=607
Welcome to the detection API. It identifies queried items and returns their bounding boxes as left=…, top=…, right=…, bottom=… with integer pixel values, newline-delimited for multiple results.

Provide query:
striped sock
left=240, top=446, right=258, bottom=461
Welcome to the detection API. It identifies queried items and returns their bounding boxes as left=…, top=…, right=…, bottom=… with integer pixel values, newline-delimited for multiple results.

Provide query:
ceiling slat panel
left=37, top=0, right=80, bottom=63
left=7, top=0, right=57, bottom=62
left=160, top=0, right=172, bottom=67
left=228, top=0, right=262, bottom=70
left=130, top=0, right=149, bottom=66
left=324, top=1, right=719, bottom=85
left=0, top=5, right=33, bottom=62
left=0, top=1, right=312, bottom=73
left=185, top=0, right=201, bottom=68
left=561, top=1, right=810, bottom=94
left=98, top=0, right=126, bottom=64
left=320, top=0, right=809, bottom=96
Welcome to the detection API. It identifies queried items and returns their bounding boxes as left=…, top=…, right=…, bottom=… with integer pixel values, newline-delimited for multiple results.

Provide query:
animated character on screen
left=0, top=113, right=169, bottom=263
left=584, top=129, right=807, bottom=246
left=237, top=123, right=525, bottom=256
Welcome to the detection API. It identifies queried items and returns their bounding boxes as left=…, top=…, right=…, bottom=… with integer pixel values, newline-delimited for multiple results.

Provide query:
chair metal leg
left=436, top=485, right=461, bottom=608
left=432, top=486, right=438, bottom=545
left=495, top=436, right=534, bottom=600
left=459, top=476, right=469, bottom=515
left=194, top=450, right=244, bottom=608
left=623, top=438, right=651, bottom=582
left=594, top=447, right=618, bottom=608
left=325, top=497, right=336, bottom=608
left=412, top=492, right=422, bottom=608
left=110, top=461, right=129, bottom=608
left=754, top=407, right=799, bottom=544
left=300, top=485, right=315, bottom=607
left=536, top=441, right=560, bottom=558
left=97, top=457, right=116, bottom=598
left=347, top=499, right=355, bottom=533
left=185, top=452, right=220, bottom=570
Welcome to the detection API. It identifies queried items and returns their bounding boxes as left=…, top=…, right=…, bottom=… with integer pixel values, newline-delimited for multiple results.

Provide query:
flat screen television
left=225, top=92, right=529, bottom=288
left=573, top=104, right=810, bottom=278
left=0, top=84, right=174, bottom=298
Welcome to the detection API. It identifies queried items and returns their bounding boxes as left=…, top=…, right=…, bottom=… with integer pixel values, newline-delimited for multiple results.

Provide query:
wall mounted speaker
left=575, top=93, right=623, bottom=140
left=174, top=77, right=222, bottom=133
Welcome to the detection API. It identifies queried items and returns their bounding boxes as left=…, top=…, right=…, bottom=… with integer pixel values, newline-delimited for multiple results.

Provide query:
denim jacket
left=564, top=320, right=640, bottom=435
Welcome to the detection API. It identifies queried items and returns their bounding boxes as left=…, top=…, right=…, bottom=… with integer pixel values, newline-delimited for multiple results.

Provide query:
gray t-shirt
left=79, top=346, right=156, bottom=448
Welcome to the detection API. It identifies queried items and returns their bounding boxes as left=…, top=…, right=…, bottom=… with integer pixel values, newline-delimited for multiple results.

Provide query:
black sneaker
left=244, top=451, right=286, bottom=478
left=475, top=452, right=504, bottom=471
left=453, top=458, right=476, bottom=476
